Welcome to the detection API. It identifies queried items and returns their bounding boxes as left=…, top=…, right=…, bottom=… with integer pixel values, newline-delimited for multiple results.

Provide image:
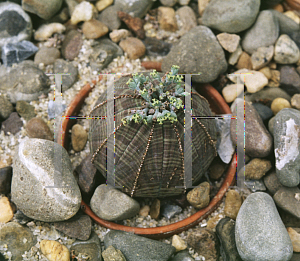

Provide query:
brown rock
left=207, top=214, right=223, bottom=230
left=157, top=6, right=178, bottom=32
left=0, top=197, right=14, bottom=223
left=217, top=33, right=240, bottom=53
left=1, top=112, right=23, bottom=135
left=53, top=213, right=92, bottom=240
left=230, top=99, right=273, bottom=158
left=208, top=156, right=227, bottom=180
left=25, top=117, right=53, bottom=141
left=236, top=51, right=253, bottom=70
left=117, top=11, right=145, bottom=39
left=61, top=29, right=83, bottom=60
left=268, top=69, right=280, bottom=87
left=263, top=170, right=283, bottom=195
left=71, top=124, right=88, bottom=152
left=287, top=227, right=300, bottom=252
left=259, top=67, right=272, bottom=80
left=0, top=156, right=12, bottom=169
left=16, top=100, right=36, bottom=121
left=176, top=6, right=197, bottom=36
left=187, top=182, right=210, bottom=209
left=244, top=158, right=272, bottom=180
left=119, top=37, right=146, bottom=59
left=187, top=228, right=219, bottom=261
left=150, top=198, right=160, bottom=219
left=82, top=19, right=109, bottom=39
left=224, top=190, right=242, bottom=220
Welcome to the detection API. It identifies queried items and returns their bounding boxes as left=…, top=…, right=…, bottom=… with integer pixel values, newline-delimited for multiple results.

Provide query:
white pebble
left=34, top=23, right=66, bottom=41
left=71, top=1, right=94, bottom=25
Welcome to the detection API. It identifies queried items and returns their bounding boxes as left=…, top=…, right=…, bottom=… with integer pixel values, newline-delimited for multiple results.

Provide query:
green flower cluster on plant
left=121, top=65, right=189, bottom=125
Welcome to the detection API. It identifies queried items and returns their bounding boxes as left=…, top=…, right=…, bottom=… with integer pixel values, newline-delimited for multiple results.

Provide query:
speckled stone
left=274, top=34, right=300, bottom=64
left=11, top=138, right=82, bottom=222
left=273, top=108, right=300, bottom=187
left=104, top=230, right=176, bottom=261
left=53, top=59, right=78, bottom=91
left=22, top=0, right=63, bottom=20
left=243, top=158, right=272, bottom=180
left=161, top=26, right=227, bottom=83
left=186, top=181, right=210, bottom=209
left=263, top=170, right=283, bottom=195
left=0, top=94, right=13, bottom=120
left=235, top=192, right=293, bottom=261
left=224, top=190, right=242, bottom=220
left=102, top=245, right=126, bottom=261
left=16, top=100, right=36, bottom=121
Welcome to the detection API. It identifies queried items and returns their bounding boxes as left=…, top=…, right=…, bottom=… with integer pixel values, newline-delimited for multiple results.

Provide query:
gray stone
left=268, top=116, right=275, bottom=135
left=160, top=0, right=177, bottom=6
left=161, top=204, right=182, bottom=219
left=70, top=231, right=102, bottom=261
left=34, top=47, right=61, bottom=65
left=215, top=116, right=235, bottom=164
left=274, top=34, right=300, bottom=64
left=0, top=2, right=32, bottom=47
left=170, top=249, right=195, bottom=261
left=252, top=103, right=273, bottom=121
left=143, top=37, right=172, bottom=57
left=235, top=192, right=293, bottom=261
left=90, top=184, right=140, bottom=221
left=230, top=99, right=273, bottom=158
left=245, top=86, right=291, bottom=103
left=53, top=59, right=78, bottom=91
left=176, top=6, right=197, bottom=37
left=102, top=245, right=126, bottom=261
left=1, top=40, right=38, bottom=67
left=274, top=108, right=300, bottom=187
left=89, top=38, right=123, bottom=72
left=263, top=170, right=283, bottom=195
left=1, top=112, right=23, bottom=135
left=11, top=138, right=82, bottom=222
left=244, top=179, right=266, bottom=192
left=13, top=210, right=33, bottom=225
left=0, top=222, right=37, bottom=261
left=202, top=0, right=260, bottom=33
left=104, top=230, right=176, bottom=261
left=161, top=26, right=227, bottom=83
left=16, top=100, right=36, bottom=121
left=291, top=252, right=300, bottom=261
left=280, top=65, right=300, bottom=96
left=273, top=186, right=300, bottom=219
left=97, top=5, right=122, bottom=31
left=0, top=63, right=50, bottom=103
left=242, top=10, right=279, bottom=55
left=216, top=218, right=242, bottom=261
left=290, top=30, right=300, bottom=50
left=251, top=45, right=274, bottom=70
left=22, top=0, right=63, bottom=20
left=270, top=10, right=300, bottom=35
left=115, top=0, right=153, bottom=18
left=0, top=94, right=13, bottom=120
left=0, top=166, right=12, bottom=195
left=53, top=213, right=92, bottom=240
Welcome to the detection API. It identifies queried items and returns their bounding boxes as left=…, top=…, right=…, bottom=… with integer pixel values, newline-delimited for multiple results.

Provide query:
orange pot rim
left=58, top=66, right=236, bottom=239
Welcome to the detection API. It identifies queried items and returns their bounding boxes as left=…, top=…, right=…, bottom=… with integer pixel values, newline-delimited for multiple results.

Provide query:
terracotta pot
left=58, top=67, right=236, bottom=239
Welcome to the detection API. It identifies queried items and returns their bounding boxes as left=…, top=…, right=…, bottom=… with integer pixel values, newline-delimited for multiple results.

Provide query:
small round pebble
left=222, top=84, right=244, bottom=103
left=187, top=181, right=210, bottom=209
left=40, top=240, right=70, bottom=261
left=119, top=37, right=146, bottom=59
left=139, top=205, right=150, bottom=217
left=71, top=124, right=88, bottom=152
left=172, top=234, right=187, bottom=252
left=70, top=1, right=94, bottom=25
left=271, top=97, right=291, bottom=115
left=34, top=47, right=61, bottom=65
left=82, top=19, right=109, bottom=39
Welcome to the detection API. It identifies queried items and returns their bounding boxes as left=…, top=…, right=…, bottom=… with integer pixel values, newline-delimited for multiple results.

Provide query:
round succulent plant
left=89, top=66, right=217, bottom=198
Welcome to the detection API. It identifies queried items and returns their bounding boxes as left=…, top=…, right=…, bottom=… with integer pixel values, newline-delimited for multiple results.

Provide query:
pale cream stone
left=271, top=98, right=291, bottom=115
left=284, top=11, right=300, bottom=24
left=217, top=33, right=240, bottom=53
left=96, top=0, right=113, bottom=12
left=222, top=84, right=244, bottom=103
left=40, top=240, right=70, bottom=261
left=172, top=235, right=187, bottom=252
left=139, top=205, right=150, bottom=217
left=0, top=197, right=14, bottom=223
left=228, top=44, right=243, bottom=65
left=157, top=7, right=178, bottom=32
left=34, top=23, right=66, bottom=41
left=287, top=227, right=300, bottom=252
left=259, top=67, right=272, bottom=80
left=109, top=29, right=131, bottom=43
left=244, top=71, right=268, bottom=93
left=70, top=1, right=94, bottom=25
left=198, top=0, right=211, bottom=16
